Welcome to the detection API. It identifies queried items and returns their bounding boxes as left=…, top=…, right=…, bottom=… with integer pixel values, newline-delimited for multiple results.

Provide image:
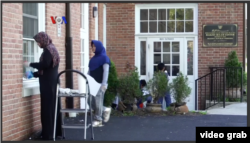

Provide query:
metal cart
left=53, top=69, right=94, bottom=141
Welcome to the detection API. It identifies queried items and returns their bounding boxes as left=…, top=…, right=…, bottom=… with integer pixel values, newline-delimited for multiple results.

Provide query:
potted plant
left=168, top=72, right=191, bottom=114
left=104, top=61, right=119, bottom=108
left=145, top=71, right=170, bottom=113
left=117, top=62, right=142, bottom=111
left=224, top=51, right=247, bottom=99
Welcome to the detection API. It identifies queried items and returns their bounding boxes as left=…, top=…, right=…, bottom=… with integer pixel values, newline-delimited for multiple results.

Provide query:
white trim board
left=80, top=3, right=90, bottom=110
left=103, top=4, right=106, bottom=48
left=80, top=3, right=90, bottom=75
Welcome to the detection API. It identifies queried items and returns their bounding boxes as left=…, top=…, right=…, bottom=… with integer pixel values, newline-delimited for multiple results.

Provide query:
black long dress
left=30, top=48, right=62, bottom=140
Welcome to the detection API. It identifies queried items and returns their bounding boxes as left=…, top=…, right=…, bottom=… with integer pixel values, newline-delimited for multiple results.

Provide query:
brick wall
left=88, top=3, right=104, bottom=57
left=45, top=3, right=81, bottom=109
left=89, top=3, right=96, bottom=59
left=45, top=3, right=67, bottom=109
left=2, top=3, right=39, bottom=141
left=2, top=3, right=94, bottom=141
left=98, top=3, right=104, bottom=43
left=106, top=3, right=135, bottom=75
left=105, top=3, right=244, bottom=109
left=70, top=3, right=81, bottom=108
left=197, top=3, right=244, bottom=109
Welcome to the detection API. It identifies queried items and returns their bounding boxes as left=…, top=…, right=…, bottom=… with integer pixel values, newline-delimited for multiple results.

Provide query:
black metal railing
left=210, top=67, right=243, bottom=103
left=195, top=66, right=244, bottom=110
left=195, top=69, right=226, bottom=110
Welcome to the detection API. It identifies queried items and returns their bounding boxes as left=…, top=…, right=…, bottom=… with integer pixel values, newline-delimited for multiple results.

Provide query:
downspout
left=65, top=3, right=74, bottom=109
left=243, top=3, right=245, bottom=72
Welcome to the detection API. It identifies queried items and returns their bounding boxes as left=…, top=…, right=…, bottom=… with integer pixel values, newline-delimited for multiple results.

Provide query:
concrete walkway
left=206, top=102, right=247, bottom=115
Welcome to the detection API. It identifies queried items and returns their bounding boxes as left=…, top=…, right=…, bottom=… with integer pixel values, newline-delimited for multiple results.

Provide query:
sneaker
left=92, top=120, right=103, bottom=127
left=103, top=107, right=111, bottom=123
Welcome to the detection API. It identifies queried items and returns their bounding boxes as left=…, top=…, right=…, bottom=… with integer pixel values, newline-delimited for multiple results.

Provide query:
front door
left=147, top=37, right=195, bottom=110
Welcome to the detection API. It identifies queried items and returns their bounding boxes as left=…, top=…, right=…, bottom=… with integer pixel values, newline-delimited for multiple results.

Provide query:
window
left=23, top=3, right=38, bottom=80
left=22, top=3, right=45, bottom=97
left=153, top=41, right=180, bottom=76
left=140, top=41, right=146, bottom=75
left=80, top=3, right=89, bottom=74
left=187, top=40, right=193, bottom=75
left=140, top=8, right=194, bottom=33
left=80, top=39, right=85, bottom=73
left=81, top=3, right=85, bottom=29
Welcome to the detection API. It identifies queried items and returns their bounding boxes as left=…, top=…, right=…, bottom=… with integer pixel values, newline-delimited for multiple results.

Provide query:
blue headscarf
left=89, top=40, right=111, bottom=71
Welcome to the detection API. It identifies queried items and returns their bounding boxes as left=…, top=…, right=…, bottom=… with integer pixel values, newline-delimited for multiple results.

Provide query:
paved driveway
left=62, top=115, right=247, bottom=141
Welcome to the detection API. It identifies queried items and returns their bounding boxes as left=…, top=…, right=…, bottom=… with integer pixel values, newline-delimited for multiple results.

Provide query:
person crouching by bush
left=136, top=80, right=152, bottom=108
left=157, top=63, right=172, bottom=108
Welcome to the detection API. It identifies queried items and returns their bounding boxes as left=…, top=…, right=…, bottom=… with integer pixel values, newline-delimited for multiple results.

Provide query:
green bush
left=117, top=63, right=142, bottom=104
left=104, top=61, right=119, bottom=107
left=169, top=72, right=191, bottom=104
left=224, top=51, right=247, bottom=88
left=146, top=71, right=170, bottom=103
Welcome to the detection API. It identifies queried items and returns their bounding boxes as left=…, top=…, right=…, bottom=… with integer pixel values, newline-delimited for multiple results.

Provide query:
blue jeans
left=157, top=92, right=171, bottom=108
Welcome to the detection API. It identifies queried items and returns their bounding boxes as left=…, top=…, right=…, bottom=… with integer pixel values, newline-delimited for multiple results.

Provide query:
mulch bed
left=111, top=108, right=205, bottom=117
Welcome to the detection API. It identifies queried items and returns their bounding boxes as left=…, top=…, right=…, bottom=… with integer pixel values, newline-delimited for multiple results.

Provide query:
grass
left=123, top=111, right=135, bottom=116
left=166, top=106, right=171, bottom=111
left=199, top=111, right=207, bottom=115
left=190, top=110, right=207, bottom=115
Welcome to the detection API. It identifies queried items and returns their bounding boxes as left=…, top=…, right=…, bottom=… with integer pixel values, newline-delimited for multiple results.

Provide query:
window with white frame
left=81, top=3, right=85, bottom=29
left=140, top=8, right=194, bottom=33
left=23, top=3, right=45, bottom=81
left=80, top=3, right=89, bottom=74
left=80, top=39, right=85, bottom=73
left=22, top=3, right=45, bottom=97
left=140, top=41, right=147, bottom=75
left=23, top=3, right=38, bottom=80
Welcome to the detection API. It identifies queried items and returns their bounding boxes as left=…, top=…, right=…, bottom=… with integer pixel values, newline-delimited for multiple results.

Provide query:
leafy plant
left=117, top=62, right=142, bottom=104
left=224, top=51, right=247, bottom=88
left=123, top=111, right=134, bottom=116
left=169, top=72, right=191, bottom=104
left=146, top=71, right=170, bottom=103
left=104, top=61, right=119, bottom=107
left=199, top=111, right=207, bottom=115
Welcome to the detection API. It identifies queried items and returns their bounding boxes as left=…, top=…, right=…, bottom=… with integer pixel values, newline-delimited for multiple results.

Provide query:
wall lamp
left=93, top=6, right=98, bottom=18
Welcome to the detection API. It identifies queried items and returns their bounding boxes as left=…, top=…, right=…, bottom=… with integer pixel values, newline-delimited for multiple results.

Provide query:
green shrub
left=117, top=63, right=142, bottom=104
left=146, top=71, right=170, bottom=103
left=104, top=61, right=119, bottom=107
left=169, top=72, right=191, bottom=104
left=224, top=51, right=247, bottom=88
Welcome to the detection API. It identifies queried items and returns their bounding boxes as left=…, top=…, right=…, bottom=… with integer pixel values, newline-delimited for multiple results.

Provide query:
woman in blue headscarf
left=87, top=40, right=111, bottom=127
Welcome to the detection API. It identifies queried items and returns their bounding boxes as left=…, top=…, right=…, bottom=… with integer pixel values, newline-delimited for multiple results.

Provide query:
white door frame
left=134, top=3, right=199, bottom=111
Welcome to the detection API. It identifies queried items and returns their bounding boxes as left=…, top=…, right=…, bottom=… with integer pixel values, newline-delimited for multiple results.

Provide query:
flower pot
left=174, top=102, right=189, bottom=114
left=145, top=103, right=162, bottom=113
left=132, top=103, right=138, bottom=111
left=175, top=102, right=186, bottom=107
